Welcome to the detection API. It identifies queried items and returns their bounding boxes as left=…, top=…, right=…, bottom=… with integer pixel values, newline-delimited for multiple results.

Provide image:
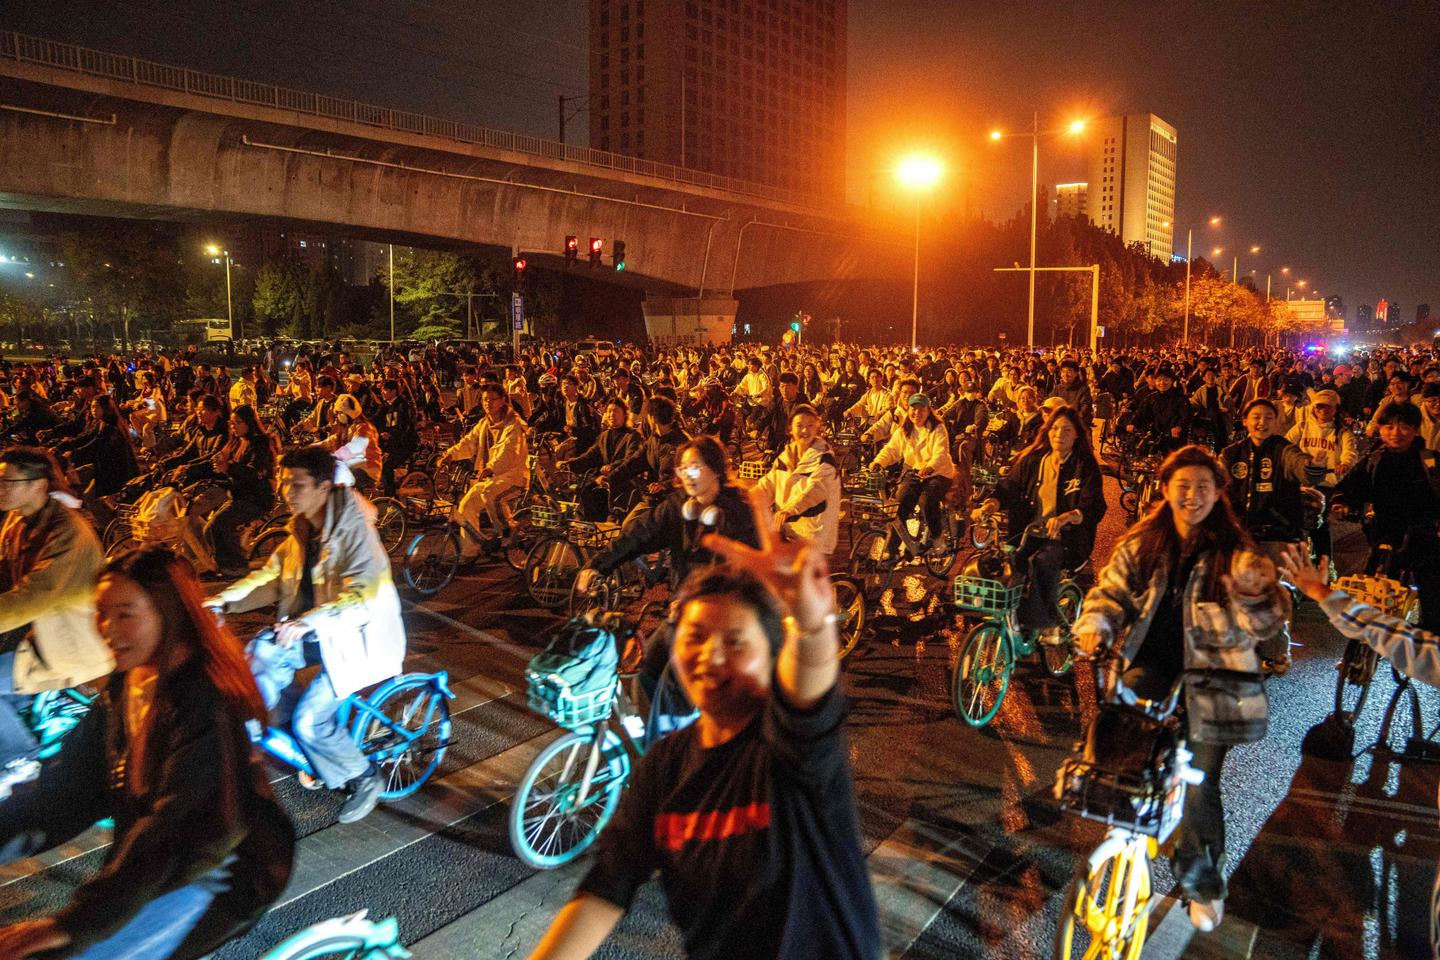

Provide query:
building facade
left=587, top=0, right=847, bottom=200
left=1053, top=182, right=1088, bottom=221
left=1086, top=113, right=1176, bottom=260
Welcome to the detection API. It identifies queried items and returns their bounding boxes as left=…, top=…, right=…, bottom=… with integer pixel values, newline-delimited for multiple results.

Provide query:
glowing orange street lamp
left=896, top=154, right=943, bottom=351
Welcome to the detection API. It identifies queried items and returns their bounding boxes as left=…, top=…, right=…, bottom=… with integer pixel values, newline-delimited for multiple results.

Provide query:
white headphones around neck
left=682, top=497, right=721, bottom=527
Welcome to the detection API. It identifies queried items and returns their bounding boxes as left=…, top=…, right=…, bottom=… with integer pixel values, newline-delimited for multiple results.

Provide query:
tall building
left=1053, top=182, right=1088, bottom=221
left=1356, top=303, right=1373, bottom=328
left=587, top=0, right=847, bottom=199
left=1086, top=113, right=1176, bottom=260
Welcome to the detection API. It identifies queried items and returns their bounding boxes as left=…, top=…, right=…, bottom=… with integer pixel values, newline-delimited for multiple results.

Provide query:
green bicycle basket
left=952, top=575, right=1024, bottom=614
left=526, top=621, right=619, bottom=730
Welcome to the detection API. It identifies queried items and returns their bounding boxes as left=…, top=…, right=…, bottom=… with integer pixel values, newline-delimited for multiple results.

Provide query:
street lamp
left=896, top=154, right=943, bottom=352
left=1172, top=215, right=1221, bottom=343
left=989, top=114, right=1087, bottom=347
left=205, top=243, right=235, bottom=340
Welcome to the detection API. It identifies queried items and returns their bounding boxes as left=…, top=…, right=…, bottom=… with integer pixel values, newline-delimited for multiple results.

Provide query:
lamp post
left=990, top=116, right=1086, bottom=347
left=1172, top=215, right=1221, bottom=343
left=895, top=154, right=943, bottom=352
left=205, top=244, right=234, bottom=340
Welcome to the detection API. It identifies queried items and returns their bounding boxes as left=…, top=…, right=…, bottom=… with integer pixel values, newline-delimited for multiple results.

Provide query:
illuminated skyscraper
left=1087, top=113, right=1176, bottom=259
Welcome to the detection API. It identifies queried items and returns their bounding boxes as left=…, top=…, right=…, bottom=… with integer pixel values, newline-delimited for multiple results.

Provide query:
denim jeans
left=249, top=636, right=370, bottom=789
left=0, top=652, right=38, bottom=766
left=68, top=881, right=214, bottom=960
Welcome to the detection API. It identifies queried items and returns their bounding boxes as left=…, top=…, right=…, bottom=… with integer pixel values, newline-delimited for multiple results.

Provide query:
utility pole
left=388, top=243, right=395, bottom=342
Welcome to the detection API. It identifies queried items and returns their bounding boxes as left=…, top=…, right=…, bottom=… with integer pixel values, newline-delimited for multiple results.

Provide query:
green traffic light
left=615, top=262, right=625, bottom=272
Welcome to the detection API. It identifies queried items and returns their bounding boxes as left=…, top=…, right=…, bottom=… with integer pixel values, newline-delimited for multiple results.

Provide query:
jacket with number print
left=754, top=439, right=842, bottom=555
left=444, top=410, right=529, bottom=490
left=1074, top=533, right=1290, bottom=744
left=217, top=486, right=405, bottom=699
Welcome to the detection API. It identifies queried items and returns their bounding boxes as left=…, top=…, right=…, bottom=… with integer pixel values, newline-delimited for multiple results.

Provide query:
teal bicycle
left=951, top=516, right=1085, bottom=727
left=260, top=911, right=410, bottom=959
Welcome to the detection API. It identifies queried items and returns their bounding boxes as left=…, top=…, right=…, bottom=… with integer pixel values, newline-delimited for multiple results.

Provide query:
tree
left=390, top=250, right=484, bottom=340
left=252, top=259, right=308, bottom=338
left=59, top=225, right=186, bottom=345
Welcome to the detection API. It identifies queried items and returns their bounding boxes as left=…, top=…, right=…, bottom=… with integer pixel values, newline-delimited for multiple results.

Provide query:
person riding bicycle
left=530, top=506, right=880, bottom=960
left=1285, top=388, right=1357, bottom=575
left=532, top=374, right=600, bottom=463
left=1329, top=400, right=1440, bottom=631
left=575, top=436, right=761, bottom=700
left=1074, top=444, right=1290, bottom=933
left=153, top=393, right=228, bottom=487
left=843, top=368, right=891, bottom=432
left=756, top=371, right=807, bottom=454
left=181, top=405, right=281, bottom=581
left=754, top=403, right=841, bottom=556
left=973, top=405, right=1106, bottom=638
left=1189, top=365, right=1233, bottom=448
left=1221, top=399, right=1314, bottom=604
left=436, top=383, right=529, bottom=559
left=609, top=395, right=689, bottom=526
left=867, top=393, right=956, bottom=555
left=561, top=395, right=643, bottom=522
left=0, top=547, right=294, bottom=960
left=295, top=375, right=339, bottom=438
left=0, top=448, right=112, bottom=770
left=1126, top=365, right=1191, bottom=453
left=376, top=378, right=418, bottom=497
left=1048, top=359, right=1094, bottom=426
left=209, top=446, right=406, bottom=825
left=321, top=394, right=383, bottom=495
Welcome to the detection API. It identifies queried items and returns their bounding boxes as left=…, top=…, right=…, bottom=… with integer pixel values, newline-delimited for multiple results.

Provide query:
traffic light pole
left=910, top=196, right=920, bottom=351
left=993, top=264, right=1101, bottom=351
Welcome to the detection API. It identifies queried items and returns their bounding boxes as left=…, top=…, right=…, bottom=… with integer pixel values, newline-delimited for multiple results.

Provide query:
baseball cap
left=1310, top=389, right=1341, bottom=407
left=907, top=394, right=931, bottom=407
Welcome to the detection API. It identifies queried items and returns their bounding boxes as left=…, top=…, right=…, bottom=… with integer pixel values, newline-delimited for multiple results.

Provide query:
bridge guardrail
left=0, top=30, right=823, bottom=211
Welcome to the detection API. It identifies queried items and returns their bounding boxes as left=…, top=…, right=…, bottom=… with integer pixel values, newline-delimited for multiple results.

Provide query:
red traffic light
left=589, top=237, right=603, bottom=255
left=512, top=256, right=527, bottom=273
left=565, top=236, right=579, bottom=253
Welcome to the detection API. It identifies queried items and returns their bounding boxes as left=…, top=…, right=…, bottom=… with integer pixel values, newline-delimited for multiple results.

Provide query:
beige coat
left=5, top=496, right=113, bottom=695
left=755, top=439, right=841, bottom=555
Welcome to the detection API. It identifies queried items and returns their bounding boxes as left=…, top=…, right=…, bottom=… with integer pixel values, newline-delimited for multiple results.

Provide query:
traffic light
left=511, top=256, right=527, bottom=283
left=790, top=321, right=801, bottom=333
left=612, top=240, right=626, bottom=272
left=564, top=235, right=578, bottom=263
left=589, top=237, right=603, bottom=267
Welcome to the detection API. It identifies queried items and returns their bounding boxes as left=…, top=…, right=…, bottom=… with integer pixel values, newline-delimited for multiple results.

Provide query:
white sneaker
left=1188, top=898, right=1224, bottom=932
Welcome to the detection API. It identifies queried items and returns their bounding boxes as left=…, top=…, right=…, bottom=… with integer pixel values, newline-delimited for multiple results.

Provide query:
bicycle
left=523, top=517, right=626, bottom=610
left=1052, top=653, right=1204, bottom=960
left=259, top=911, right=410, bottom=960
left=23, top=686, right=97, bottom=759
left=847, top=469, right=963, bottom=589
left=950, top=516, right=1085, bottom=727
left=508, top=615, right=652, bottom=869
left=250, top=627, right=455, bottom=799
left=1332, top=557, right=1418, bottom=731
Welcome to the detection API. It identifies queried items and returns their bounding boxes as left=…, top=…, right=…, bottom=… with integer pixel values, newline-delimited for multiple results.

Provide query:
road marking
left=410, top=860, right=592, bottom=959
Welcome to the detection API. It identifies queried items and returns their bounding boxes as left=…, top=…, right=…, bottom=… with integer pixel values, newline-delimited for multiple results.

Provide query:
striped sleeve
left=1318, top=590, right=1440, bottom=685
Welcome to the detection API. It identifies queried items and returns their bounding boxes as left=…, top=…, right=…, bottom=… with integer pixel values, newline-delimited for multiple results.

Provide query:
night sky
left=4, top=0, right=1437, bottom=318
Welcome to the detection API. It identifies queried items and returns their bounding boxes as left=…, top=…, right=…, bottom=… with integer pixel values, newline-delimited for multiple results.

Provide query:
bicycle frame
left=552, top=684, right=645, bottom=811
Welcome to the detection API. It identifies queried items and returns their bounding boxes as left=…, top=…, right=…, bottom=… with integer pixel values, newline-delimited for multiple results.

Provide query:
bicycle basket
left=845, top=471, right=887, bottom=498
left=1054, top=704, right=1186, bottom=839
left=569, top=520, right=622, bottom=548
left=1334, top=574, right=1417, bottom=619
left=737, top=460, right=769, bottom=480
left=526, top=621, right=619, bottom=730
left=532, top=504, right=572, bottom=531
left=952, top=575, right=1023, bottom=614
left=971, top=465, right=1000, bottom=488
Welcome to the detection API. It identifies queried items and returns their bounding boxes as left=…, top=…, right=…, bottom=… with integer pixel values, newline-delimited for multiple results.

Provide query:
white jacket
left=446, top=411, right=529, bottom=489
left=219, top=487, right=405, bottom=698
left=1285, top=417, right=1357, bottom=486
left=872, top=418, right=957, bottom=479
left=755, top=440, right=841, bottom=555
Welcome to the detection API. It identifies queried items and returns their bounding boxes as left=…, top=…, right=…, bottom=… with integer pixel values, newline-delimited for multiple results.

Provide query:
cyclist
left=211, top=446, right=405, bottom=825
left=181, top=405, right=281, bottom=581
left=755, top=371, right=806, bottom=453
left=843, top=368, right=891, bottom=430
left=322, top=394, right=383, bottom=495
left=575, top=436, right=760, bottom=699
left=1075, top=444, right=1289, bottom=932
left=1221, top=399, right=1313, bottom=587
left=1126, top=365, right=1191, bottom=453
left=562, top=395, right=643, bottom=522
left=376, top=378, right=418, bottom=497
left=973, top=405, right=1106, bottom=637
left=1330, top=400, right=1440, bottom=631
left=609, top=395, right=689, bottom=526
left=0, top=448, right=112, bottom=770
left=436, top=383, right=529, bottom=559
left=867, top=393, right=956, bottom=554
left=533, top=374, right=600, bottom=462
left=296, top=375, right=339, bottom=437
left=754, top=403, right=841, bottom=556
left=1189, top=365, right=1233, bottom=449
left=1048, top=358, right=1094, bottom=426
left=530, top=499, right=880, bottom=960
left=1285, top=388, right=1357, bottom=575
left=0, top=547, right=294, bottom=960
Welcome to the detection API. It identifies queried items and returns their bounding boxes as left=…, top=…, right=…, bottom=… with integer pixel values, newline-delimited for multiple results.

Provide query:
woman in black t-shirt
left=528, top=491, right=881, bottom=960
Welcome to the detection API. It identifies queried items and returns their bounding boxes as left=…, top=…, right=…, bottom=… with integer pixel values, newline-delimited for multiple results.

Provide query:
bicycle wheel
left=403, top=526, right=462, bottom=598
left=1333, top=638, right=1377, bottom=730
left=923, top=525, right=960, bottom=579
left=1042, top=581, right=1083, bottom=678
left=953, top=622, right=1013, bottom=727
left=1119, top=489, right=1140, bottom=518
left=1053, top=844, right=1151, bottom=960
left=831, top=575, right=868, bottom=660
left=258, top=913, right=408, bottom=960
left=849, top=529, right=896, bottom=594
left=369, top=497, right=409, bottom=557
left=1380, top=673, right=1426, bottom=757
left=434, top=462, right=469, bottom=502
left=970, top=518, right=997, bottom=551
left=505, top=505, right=537, bottom=572
left=509, top=728, right=630, bottom=869
left=352, top=677, right=452, bottom=801
left=524, top=536, right=583, bottom=609
left=101, top=516, right=133, bottom=552
left=248, top=526, right=290, bottom=570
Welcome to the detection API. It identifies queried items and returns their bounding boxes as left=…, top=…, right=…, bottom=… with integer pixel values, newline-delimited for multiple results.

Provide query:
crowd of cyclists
left=0, top=331, right=1436, bottom=957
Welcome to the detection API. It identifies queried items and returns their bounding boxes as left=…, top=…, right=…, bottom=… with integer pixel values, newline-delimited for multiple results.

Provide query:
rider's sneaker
left=1187, top=898, right=1224, bottom=932
left=337, top=769, right=381, bottom=823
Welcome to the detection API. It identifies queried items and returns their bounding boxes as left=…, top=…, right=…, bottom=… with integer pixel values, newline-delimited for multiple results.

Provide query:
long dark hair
left=101, top=547, right=266, bottom=724
left=1128, top=444, right=1253, bottom=601
left=1016, top=405, right=1099, bottom=469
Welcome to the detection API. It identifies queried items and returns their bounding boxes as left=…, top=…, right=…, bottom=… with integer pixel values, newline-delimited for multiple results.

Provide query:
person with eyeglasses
left=0, top=447, right=113, bottom=770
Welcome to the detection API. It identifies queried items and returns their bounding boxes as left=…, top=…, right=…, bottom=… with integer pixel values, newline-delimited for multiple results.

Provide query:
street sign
left=511, top=293, right=524, bottom=331
left=1097, top=325, right=1106, bottom=338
